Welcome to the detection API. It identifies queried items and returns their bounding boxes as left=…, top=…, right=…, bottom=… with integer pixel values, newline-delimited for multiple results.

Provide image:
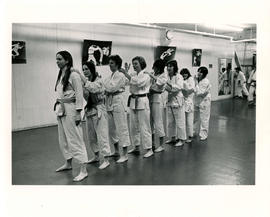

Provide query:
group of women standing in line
left=54, top=50, right=212, bottom=182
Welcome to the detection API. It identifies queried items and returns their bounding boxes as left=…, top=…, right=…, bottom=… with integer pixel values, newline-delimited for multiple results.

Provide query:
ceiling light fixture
left=203, top=24, right=244, bottom=32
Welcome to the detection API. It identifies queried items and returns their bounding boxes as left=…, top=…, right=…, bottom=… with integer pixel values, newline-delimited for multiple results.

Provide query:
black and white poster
left=154, top=46, right=176, bottom=63
left=192, top=49, right=202, bottom=67
left=12, top=41, right=26, bottom=64
left=82, top=39, right=112, bottom=66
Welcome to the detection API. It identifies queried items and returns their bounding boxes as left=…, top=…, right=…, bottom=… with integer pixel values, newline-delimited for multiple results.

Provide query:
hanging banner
left=82, top=39, right=112, bottom=66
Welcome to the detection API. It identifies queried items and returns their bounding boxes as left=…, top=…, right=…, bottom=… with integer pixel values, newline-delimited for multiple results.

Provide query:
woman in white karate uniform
left=103, top=55, right=131, bottom=163
left=165, top=60, right=186, bottom=147
left=54, top=50, right=88, bottom=182
left=81, top=61, right=111, bottom=169
left=145, top=59, right=167, bottom=153
left=234, top=67, right=249, bottom=98
left=122, top=56, right=153, bottom=158
left=180, top=68, right=195, bottom=143
left=194, top=66, right=211, bottom=141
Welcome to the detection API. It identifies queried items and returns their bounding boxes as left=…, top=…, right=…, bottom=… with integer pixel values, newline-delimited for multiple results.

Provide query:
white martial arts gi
left=103, top=70, right=131, bottom=148
left=235, top=70, right=249, bottom=97
left=166, top=73, right=187, bottom=141
left=55, top=72, right=88, bottom=164
left=84, top=77, right=111, bottom=157
left=194, top=77, right=211, bottom=140
left=128, top=69, right=152, bottom=149
left=182, top=76, right=195, bottom=138
left=148, top=72, right=168, bottom=137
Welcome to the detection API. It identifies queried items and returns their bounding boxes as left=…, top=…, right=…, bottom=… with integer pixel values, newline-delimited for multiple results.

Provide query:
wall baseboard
left=12, top=123, right=57, bottom=132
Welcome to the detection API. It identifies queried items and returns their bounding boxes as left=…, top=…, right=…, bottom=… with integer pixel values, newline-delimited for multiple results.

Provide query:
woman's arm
left=183, top=78, right=195, bottom=95
left=70, top=72, right=84, bottom=111
left=84, top=79, right=104, bottom=93
left=195, top=79, right=211, bottom=97
left=120, top=63, right=131, bottom=81
left=144, top=71, right=157, bottom=82
left=70, top=72, right=84, bottom=125
left=130, top=73, right=150, bottom=88
left=169, top=74, right=183, bottom=93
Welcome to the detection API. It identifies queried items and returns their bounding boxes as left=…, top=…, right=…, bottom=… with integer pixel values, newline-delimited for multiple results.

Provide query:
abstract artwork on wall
left=12, top=41, right=26, bottom=64
left=82, top=39, right=112, bottom=66
left=154, top=46, right=176, bottom=64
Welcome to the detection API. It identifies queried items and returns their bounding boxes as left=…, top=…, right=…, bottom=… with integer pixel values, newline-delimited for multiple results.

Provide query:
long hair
left=83, top=61, right=98, bottom=82
left=55, top=51, right=73, bottom=91
left=153, top=59, right=165, bottom=75
left=83, top=62, right=100, bottom=110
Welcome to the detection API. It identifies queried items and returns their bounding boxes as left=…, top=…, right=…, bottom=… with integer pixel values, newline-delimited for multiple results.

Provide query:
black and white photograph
left=11, top=23, right=256, bottom=185
left=82, top=39, right=112, bottom=66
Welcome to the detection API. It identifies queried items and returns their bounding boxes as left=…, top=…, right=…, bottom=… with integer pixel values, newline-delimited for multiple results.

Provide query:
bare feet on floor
left=55, top=164, right=72, bottom=172
left=116, top=156, right=128, bottom=163
left=73, top=172, right=88, bottom=182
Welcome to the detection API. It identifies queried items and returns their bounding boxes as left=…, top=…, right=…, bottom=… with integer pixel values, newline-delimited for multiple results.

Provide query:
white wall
left=12, top=23, right=235, bottom=131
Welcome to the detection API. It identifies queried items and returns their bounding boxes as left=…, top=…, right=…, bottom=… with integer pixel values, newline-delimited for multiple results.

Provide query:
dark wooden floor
left=12, top=98, right=255, bottom=185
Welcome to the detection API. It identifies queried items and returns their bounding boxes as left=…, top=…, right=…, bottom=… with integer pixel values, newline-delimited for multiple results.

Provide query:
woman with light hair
left=122, top=56, right=154, bottom=158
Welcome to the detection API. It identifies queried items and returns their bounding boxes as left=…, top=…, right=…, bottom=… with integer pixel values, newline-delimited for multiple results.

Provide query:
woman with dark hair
left=145, top=59, right=168, bottom=152
left=80, top=61, right=111, bottom=169
left=180, top=68, right=195, bottom=143
left=165, top=60, right=186, bottom=147
left=54, top=50, right=88, bottom=182
left=122, top=56, right=153, bottom=158
left=103, top=55, right=131, bottom=163
left=194, top=66, right=211, bottom=141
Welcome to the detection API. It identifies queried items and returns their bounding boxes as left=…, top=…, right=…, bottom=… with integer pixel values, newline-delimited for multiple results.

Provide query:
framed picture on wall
left=12, top=41, right=26, bottom=64
left=154, top=46, right=176, bottom=63
left=192, top=49, right=202, bottom=67
left=218, top=58, right=232, bottom=96
left=82, top=39, right=112, bottom=66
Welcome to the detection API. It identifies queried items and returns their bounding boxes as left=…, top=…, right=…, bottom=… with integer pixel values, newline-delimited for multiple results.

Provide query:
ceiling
left=151, top=23, right=256, bottom=41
